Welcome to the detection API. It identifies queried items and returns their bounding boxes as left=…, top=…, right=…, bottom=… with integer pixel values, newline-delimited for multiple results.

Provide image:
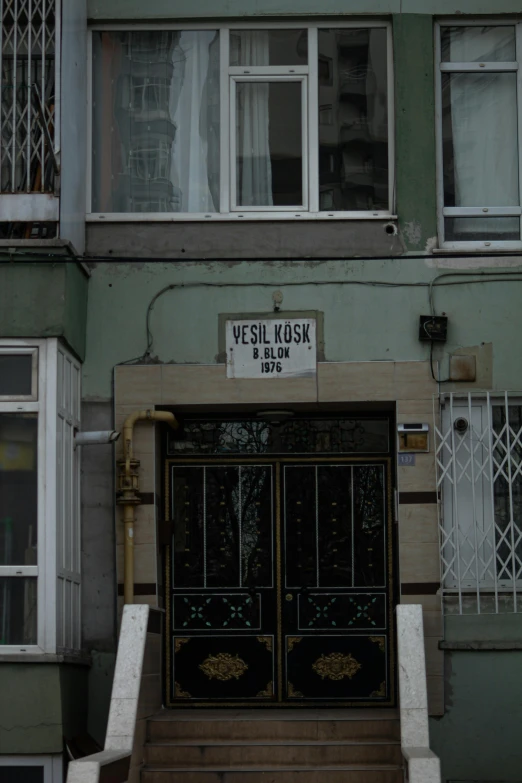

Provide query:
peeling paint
left=403, top=221, right=422, bottom=246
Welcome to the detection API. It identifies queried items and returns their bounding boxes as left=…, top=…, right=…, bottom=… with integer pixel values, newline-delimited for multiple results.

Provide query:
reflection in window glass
left=318, top=28, right=388, bottom=211
left=92, top=30, right=220, bottom=213
left=0, top=355, right=33, bottom=396
left=0, top=577, right=37, bottom=644
left=230, top=29, right=308, bottom=66
left=441, top=26, right=516, bottom=63
left=445, top=217, right=520, bottom=242
left=442, top=72, right=519, bottom=209
left=236, top=81, right=303, bottom=207
left=0, top=414, right=38, bottom=566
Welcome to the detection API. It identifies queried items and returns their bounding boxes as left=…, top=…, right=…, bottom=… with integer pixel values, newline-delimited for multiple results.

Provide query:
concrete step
left=141, top=767, right=403, bottom=783
left=147, top=712, right=400, bottom=743
left=144, top=741, right=402, bottom=768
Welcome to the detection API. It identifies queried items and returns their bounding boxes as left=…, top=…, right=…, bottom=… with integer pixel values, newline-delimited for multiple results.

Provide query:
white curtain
left=171, top=31, right=219, bottom=212
left=235, top=32, right=273, bottom=206
left=447, top=27, right=519, bottom=211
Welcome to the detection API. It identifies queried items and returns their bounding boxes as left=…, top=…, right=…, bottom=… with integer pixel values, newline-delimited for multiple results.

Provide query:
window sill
left=0, top=651, right=92, bottom=665
left=437, top=242, right=522, bottom=253
left=87, top=212, right=397, bottom=223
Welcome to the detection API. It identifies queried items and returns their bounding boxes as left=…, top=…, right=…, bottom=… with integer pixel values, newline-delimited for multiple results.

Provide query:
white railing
left=396, top=605, right=441, bottom=783
left=66, top=604, right=154, bottom=783
left=435, top=392, right=522, bottom=615
left=0, top=0, right=60, bottom=194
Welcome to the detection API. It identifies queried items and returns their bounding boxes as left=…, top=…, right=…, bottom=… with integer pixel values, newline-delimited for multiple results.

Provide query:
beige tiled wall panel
left=397, top=453, right=437, bottom=492
left=399, top=504, right=438, bottom=544
left=115, top=365, right=163, bottom=405
left=399, top=542, right=440, bottom=583
left=161, top=364, right=316, bottom=404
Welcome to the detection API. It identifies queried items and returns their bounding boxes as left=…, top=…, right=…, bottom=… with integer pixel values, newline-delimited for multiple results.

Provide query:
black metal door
left=165, top=457, right=393, bottom=706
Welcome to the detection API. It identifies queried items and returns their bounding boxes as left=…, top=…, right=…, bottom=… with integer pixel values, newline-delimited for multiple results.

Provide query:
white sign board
left=226, top=319, right=317, bottom=379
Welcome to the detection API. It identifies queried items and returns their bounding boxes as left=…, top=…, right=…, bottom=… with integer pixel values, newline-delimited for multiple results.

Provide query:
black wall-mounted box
left=419, top=315, right=448, bottom=342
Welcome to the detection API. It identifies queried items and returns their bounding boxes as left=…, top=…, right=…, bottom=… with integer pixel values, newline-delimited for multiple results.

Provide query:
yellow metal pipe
left=120, top=409, right=178, bottom=604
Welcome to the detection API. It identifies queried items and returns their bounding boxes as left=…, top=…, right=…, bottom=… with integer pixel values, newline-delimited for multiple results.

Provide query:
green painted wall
left=83, top=259, right=522, bottom=401
left=430, top=651, right=522, bottom=783
left=0, top=262, right=89, bottom=361
left=0, top=664, right=88, bottom=754
left=394, top=15, right=437, bottom=251
left=88, top=0, right=522, bottom=19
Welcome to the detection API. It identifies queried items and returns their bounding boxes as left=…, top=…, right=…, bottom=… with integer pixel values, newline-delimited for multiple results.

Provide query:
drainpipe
left=116, top=409, right=178, bottom=604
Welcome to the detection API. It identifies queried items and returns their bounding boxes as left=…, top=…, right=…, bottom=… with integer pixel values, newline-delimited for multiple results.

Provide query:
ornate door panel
left=282, top=461, right=391, bottom=702
left=165, top=455, right=393, bottom=706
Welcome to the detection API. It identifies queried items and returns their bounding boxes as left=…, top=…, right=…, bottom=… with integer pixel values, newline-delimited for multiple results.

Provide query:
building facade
left=1, top=1, right=522, bottom=782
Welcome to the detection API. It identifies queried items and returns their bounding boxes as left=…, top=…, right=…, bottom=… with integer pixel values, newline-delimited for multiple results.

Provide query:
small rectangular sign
left=226, top=318, right=317, bottom=379
left=398, top=454, right=416, bottom=467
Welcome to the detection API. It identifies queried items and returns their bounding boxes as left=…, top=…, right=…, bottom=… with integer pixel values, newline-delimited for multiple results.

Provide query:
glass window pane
left=0, top=355, right=33, bottom=396
left=318, top=28, right=388, bottom=211
left=236, top=81, right=303, bottom=207
left=230, top=29, right=308, bottom=66
left=0, top=577, right=37, bottom=645
left=445, top=217, right=520, bottom=242
left=1, top=769, right=44, bottom=783
left=442, top=72, right=519, bottom=208
left=92, top=30, right=220, bottom=213
left=441, top=26, right=516, bottom=62
left=0, top=414, right=38, bottom=565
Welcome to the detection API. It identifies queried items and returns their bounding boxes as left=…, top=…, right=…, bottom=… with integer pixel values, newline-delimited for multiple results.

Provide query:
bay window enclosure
left=0, top=340, right=81, bottom=654
left=436, top=22, right=522, bottom=248
left=89, top=23, right=393, bottom=219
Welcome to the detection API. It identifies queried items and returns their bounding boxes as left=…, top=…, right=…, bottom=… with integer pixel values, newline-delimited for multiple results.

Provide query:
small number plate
left=398, top=454, right=416, bottom=466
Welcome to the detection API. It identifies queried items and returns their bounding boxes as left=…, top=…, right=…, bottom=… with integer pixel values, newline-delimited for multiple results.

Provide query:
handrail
left=396, top=604, right=441, bottom=783
left=65, top=605, right=150, bottom=783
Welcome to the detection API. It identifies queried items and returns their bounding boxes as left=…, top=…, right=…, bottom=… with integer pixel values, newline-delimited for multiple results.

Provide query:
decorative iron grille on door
left=164, top=416, right=394, bottom=706
left=435, top=393, right=522, bottom=615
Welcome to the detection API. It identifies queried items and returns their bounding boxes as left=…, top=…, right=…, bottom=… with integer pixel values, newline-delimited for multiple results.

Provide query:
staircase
left=141, top=709, right=402, bottom=783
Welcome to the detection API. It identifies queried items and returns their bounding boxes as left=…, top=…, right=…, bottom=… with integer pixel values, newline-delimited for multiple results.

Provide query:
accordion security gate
left=435, top=393, right=522, bottom=615
left=0, top=0, right=59, bottom=194
left=164, top=454, right=394, bottom=706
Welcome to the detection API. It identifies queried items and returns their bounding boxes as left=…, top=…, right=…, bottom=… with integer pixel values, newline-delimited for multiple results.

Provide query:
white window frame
left=87, top=21, right=395, bottom=222
left=0, top=755, right=63, bottom=783
left=0, top=338, right=81, bottom=656
left=0, top=347, right=39, bottom=401
left=435, top=19, right=522, bottom=251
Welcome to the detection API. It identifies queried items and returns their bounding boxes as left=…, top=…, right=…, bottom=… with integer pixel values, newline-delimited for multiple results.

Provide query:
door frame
left=163, top=455, right=395, bottom=707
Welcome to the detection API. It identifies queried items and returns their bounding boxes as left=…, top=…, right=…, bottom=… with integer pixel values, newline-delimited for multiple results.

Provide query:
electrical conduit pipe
left=119, top=410, right=178, bottom=604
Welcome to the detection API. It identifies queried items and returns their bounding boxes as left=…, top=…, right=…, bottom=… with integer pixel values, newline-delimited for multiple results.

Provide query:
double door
left=165, top=457, right=394, bottom=705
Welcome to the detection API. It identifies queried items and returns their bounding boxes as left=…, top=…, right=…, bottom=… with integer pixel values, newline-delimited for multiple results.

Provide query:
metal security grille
left=0, top=0, right=59, bottom=193
left=435, top=393, right=522, bottom=615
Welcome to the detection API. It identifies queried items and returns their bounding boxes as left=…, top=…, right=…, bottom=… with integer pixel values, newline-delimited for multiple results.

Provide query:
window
left=0, top=340, right=81, bottom=654
left=0, top=756, right=62, bottom=783
left=436, top=22, right=522, bottom=249
left=89, top=23, right=393, bottom=220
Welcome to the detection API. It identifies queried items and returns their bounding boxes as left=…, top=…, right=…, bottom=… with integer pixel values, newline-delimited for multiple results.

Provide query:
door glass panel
left=442, top=72, right=519, bottom=208
left=0, top=577, right=37, bottom=645
left=441, top=26, right=516, bottom=62
left=318, top=465, right=353, bottom=587
left=284, top=466, right=317, bottom=587
left=0, top=414, right=38, bottom=566
left=241, top=466, right=272, bottom=586
left=353, top=465, right=385, bottom=586
left=230, top=29, right=308, bottom=65
left=0, top=355, right=33, bottom=396
left=318, top=28, right=388, bottom=211
left=236, top=81, right=303, bottom=207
